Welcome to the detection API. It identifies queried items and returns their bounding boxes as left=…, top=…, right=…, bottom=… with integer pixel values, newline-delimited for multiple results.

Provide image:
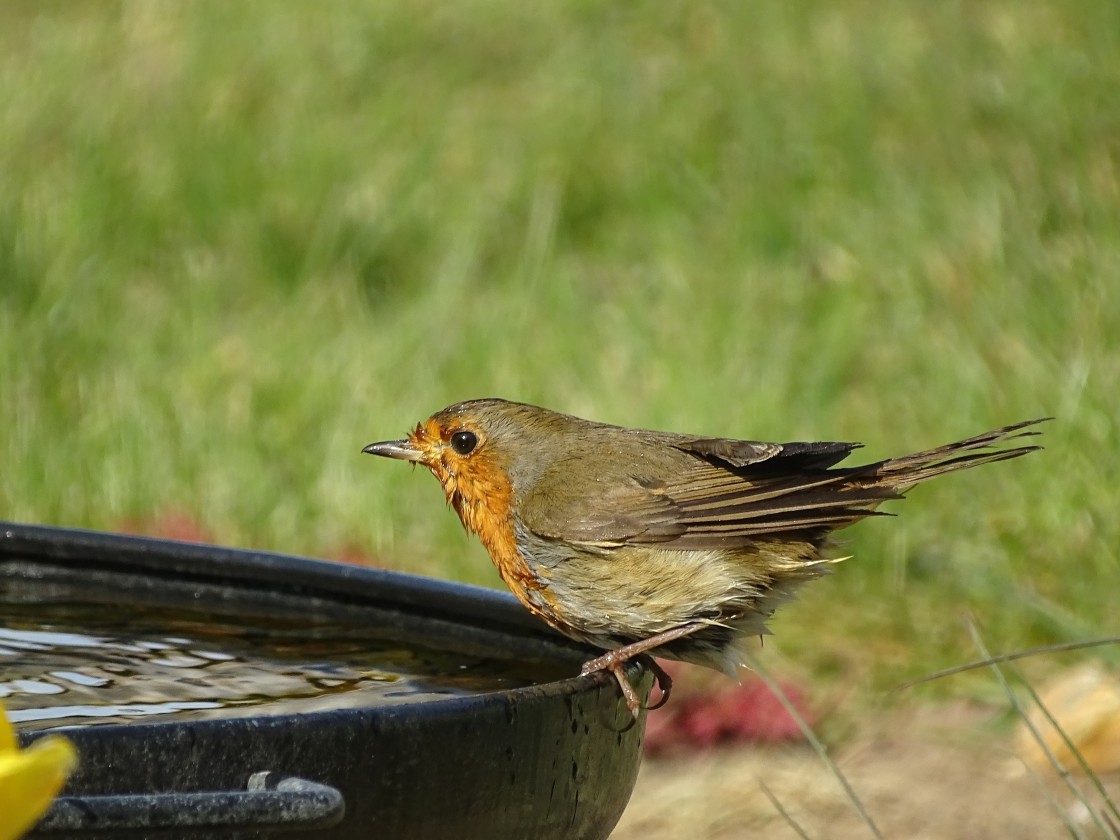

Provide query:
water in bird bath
left=1, top=580, right=571, bottom=731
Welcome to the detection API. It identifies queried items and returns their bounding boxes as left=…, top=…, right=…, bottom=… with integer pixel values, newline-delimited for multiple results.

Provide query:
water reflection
left=1, top=599, right=569, bottom=730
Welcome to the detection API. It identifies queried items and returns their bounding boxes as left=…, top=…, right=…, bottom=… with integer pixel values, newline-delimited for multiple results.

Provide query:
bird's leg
left=580, top=622, right=705, bottom=719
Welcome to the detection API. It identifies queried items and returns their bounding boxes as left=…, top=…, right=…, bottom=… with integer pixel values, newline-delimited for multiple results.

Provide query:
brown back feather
left=517, top=416, right=1048, bottom=551
left=637, top=418, right=1048, bottom=550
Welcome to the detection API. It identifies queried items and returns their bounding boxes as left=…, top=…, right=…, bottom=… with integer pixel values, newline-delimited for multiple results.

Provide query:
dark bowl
left=0, top=522, right=650, bottom=840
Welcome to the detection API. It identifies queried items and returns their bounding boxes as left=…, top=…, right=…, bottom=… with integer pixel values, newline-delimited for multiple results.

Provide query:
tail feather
left=657, top=418, right=1048, bottom=548
left=871, top=417, right=1049, bottom=492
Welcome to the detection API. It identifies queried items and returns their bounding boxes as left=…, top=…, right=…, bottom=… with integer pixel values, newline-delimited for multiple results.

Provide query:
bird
left=363, top=399, right=1045, bottom=718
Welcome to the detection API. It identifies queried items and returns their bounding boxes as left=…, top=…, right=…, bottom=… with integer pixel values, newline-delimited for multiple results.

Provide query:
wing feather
left=518, top=420, right=1046, bottom=551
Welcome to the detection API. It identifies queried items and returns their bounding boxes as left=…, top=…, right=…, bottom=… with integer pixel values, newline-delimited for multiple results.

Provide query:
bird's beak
left=362, top=439, right=424, bottom=462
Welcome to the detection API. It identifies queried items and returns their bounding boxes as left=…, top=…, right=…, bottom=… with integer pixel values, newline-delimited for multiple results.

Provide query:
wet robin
left=364, top=400, right=1045, bottom=718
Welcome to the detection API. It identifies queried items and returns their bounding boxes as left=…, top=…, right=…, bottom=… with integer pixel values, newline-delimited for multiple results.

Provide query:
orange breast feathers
left=408, top=420, right=548, bottom=613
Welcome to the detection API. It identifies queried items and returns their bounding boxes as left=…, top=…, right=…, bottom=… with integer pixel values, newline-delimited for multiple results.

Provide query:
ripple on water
left=1, top=595, right=571, bottom=731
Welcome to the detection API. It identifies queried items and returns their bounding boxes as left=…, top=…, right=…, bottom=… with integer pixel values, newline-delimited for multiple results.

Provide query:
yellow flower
left=0, top=704, right=78, bottom=840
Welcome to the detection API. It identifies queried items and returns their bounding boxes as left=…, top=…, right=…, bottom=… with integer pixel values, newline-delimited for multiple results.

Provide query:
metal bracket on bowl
left=31, top=772, right=345, bottom=836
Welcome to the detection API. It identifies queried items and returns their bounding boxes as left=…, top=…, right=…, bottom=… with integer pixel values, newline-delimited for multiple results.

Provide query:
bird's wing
left=520, top=419, right=1045, bottom=550
left=520, top=437, right=892, bottom=550
left=679, top=437, right=858, bottom=470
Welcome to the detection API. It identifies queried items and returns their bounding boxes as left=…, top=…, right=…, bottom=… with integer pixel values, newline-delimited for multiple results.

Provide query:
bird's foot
left=581, top=624, right=702, bottom=719
left=580, top=652, right=644, bottom=722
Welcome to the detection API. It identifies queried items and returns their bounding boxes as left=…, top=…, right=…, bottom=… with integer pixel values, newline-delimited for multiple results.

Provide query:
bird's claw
left=643, top=656, right=674, bottom=711
left=581, top=651, right=673, bottom=720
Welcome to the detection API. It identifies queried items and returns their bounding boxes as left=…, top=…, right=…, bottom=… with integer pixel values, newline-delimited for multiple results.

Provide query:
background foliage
left=2, top=0, right=1116, bottom=692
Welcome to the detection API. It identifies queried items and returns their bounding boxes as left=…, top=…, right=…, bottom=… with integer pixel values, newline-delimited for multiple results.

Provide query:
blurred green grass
left=1, top=1, right=1116, bottom=693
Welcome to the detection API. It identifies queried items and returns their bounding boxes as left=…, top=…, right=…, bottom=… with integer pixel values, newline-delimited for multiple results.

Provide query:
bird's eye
left=450, top=430, right=479, bottom=456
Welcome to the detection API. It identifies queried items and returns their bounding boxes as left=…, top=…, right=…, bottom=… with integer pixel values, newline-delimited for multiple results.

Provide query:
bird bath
left=1, top=522, right=649, bottom=840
